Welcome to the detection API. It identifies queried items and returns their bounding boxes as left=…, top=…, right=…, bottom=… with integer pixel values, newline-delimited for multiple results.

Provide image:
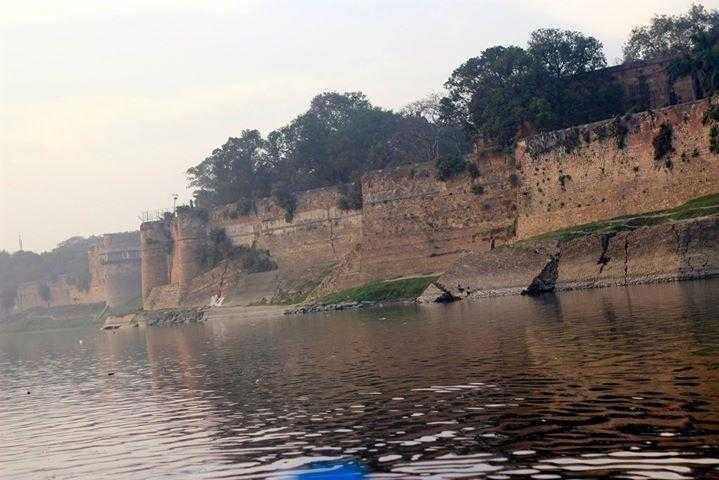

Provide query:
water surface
left=2, top=281, right=719, bottom=479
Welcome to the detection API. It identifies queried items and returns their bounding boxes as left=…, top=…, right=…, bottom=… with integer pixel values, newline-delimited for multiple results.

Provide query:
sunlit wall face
left=0, top=0, right=700, bottom=253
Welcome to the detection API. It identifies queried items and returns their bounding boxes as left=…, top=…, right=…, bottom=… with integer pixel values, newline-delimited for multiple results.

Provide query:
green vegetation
left=441, top=29, right=624, bottom=150
left=338, top=182, right=363, bottom=211
left=319, top=276, right=439, bottom=305
left=530, top=193, right=719, bottom=242
left=187, top=92, right=470, bottom=220
left=653, top=123, right=674, bottom=164
left=0, top=303, right=106, bottom=333
left=624, top=4, right=719, bottom=62
left=710, top=126, right=719, bottom=154
left=202, top=228, right=276, bottom=273
left=436, top=154, right=469, bottom=181
left=184, top=4, right=719, bottom=214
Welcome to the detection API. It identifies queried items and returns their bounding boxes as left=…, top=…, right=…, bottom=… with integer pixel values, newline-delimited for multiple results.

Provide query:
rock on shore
left=135, top=307, right=209, bottom=327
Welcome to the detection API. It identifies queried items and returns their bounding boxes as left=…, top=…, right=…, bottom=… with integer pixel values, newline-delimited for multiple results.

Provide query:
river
left=2, top=281, right=719, bottom=479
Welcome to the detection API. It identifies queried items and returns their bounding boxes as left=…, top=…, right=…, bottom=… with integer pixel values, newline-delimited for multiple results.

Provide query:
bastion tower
left=171, top=210, right=208, bottom=292
left=140, top=220, right=170, bottom=302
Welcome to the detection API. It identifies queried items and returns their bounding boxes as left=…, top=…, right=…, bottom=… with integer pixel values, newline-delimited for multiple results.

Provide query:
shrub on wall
left=710, top=126, right=719, bottom=154
left=435, top=154, right=467, bottom=181
left=272, top=184, right=297, bottom=222
left=227, top=198, right=256, bottom=219
left=38, top=283, right=51, bottom=302
left=338, top=182, right=363, bottom=210
left=175, top=205, right=209, bottom=223
left=612, top=118, right=630, bottom=150
left=652, top=123, right=674, bottom=164
left=471, top=184, right=485, bottom=195
left=467, top=162, right=481, bottom=179
left=202, top=228, right=277, bottom=273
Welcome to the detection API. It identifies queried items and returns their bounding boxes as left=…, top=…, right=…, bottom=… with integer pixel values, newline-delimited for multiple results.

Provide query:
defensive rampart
left=141, top=97, right=719, bottom=306
left=14, top=232, right=141, bottom=312
left=516, top=97, right=719, bottom=239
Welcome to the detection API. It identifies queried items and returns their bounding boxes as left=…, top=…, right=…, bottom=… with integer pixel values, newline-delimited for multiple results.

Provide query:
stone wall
left=596, top=58, right=697, bottom=110
left=516, top=97, right=719, bottom=239
left=213, top=186, right=362, bottom=273
left=140, top=221, right=171, bottom=303
left=14, top=232, right=140, bottom=311
left=310, top=154, right=520, bottom=298
left=359, top=154, right=517, bottom=279
left=89, top=232, right=141, bottom=308
left=140, top=97, right=719, bottom=305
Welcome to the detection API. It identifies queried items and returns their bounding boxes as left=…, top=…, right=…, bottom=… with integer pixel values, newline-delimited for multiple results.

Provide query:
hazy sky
left=1, top=0, right=714, bottom=253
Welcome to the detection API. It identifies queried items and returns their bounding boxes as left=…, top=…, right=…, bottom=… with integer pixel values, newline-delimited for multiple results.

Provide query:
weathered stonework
left=140, top=97, right=719, bottom=307
left=425, top=215, right=719, bottom=301
left=14, top=232, right=140, bottom=312
left=140, top=221, right=171, bottom=303
left=516, top=97, right=719, bottom=239
left=89, top=233, right=141, bottom=308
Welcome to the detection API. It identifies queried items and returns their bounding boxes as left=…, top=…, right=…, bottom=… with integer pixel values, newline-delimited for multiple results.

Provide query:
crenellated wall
left=516, top=97, right=719, bottom=239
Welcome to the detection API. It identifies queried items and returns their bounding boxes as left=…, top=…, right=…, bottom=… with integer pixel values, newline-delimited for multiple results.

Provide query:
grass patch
left=319, top=276, right=438, bottom=305
left=529, top=193, right=719, bottom=242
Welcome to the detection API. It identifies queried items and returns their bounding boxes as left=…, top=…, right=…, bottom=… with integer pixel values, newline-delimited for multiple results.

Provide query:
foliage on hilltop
left=623, top=4, right=719, bottom=62
left=187, top=5, right=719, bottom=216
left=187, top=92, right=470, bottom=218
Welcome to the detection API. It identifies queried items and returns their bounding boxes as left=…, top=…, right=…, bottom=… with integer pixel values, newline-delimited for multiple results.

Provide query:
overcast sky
left=0, top=0, right=714, bottom=253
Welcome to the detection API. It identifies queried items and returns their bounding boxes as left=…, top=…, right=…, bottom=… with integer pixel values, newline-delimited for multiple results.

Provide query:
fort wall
left=516, top=97, right=719, bottom=239
left=141, top=97, right=719, bottom=306
left=14, top=232, right=140, bottom=312
left=140, top=221, right=171, bottom=304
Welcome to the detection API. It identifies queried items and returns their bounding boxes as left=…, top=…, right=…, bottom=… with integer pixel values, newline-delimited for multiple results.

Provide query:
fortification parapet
left=140, top=221, right=171, bottom=302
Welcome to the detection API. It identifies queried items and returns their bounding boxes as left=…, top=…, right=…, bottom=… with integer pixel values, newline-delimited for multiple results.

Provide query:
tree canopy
left=623, top=4, right=719, bottom=62
left=187, top=92, right=469, bottom=212
left=442, top=28, right=620, bottom=149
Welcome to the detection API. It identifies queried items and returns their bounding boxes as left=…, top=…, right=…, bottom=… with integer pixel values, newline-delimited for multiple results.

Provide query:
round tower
left=171, top=210, right=208, bottom=291
left=140, top=221, right=170, bottom=301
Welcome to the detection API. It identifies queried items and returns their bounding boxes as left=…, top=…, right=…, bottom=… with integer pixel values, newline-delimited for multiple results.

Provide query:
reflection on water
left=1, top=280, right=719, bottom=479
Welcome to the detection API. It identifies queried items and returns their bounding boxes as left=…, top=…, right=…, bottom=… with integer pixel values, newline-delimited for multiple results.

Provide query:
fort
left=13, top=232, right=141, bottom=312
left=10, top=63, right=717, bottom=314
left=140, top=94, right=719, bottom=309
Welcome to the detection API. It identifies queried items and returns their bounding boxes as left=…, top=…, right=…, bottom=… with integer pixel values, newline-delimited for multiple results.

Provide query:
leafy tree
left=623, top=4, right=719, bottom=62
left=528, top=28, right=606, bottom=80
left=442, top=29, right=619, bottom=149
left=188, top=91, right=472, bottom=215
left=670, top=26, right=719, bottom=98
left=187, top=130, right=271, bottom=208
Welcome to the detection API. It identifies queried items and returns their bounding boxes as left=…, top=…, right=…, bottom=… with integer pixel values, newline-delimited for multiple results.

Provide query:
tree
left=528, top=28, right=606, bottom=81
left=187, top=130, right=270, bottom=208
left=442, top=29, right=616, bottom=150
left=444, top=46, right=538, bottom=147
left=623, top=4, right=719, bottom=62
left=670, top=26, right=719, bottom=98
